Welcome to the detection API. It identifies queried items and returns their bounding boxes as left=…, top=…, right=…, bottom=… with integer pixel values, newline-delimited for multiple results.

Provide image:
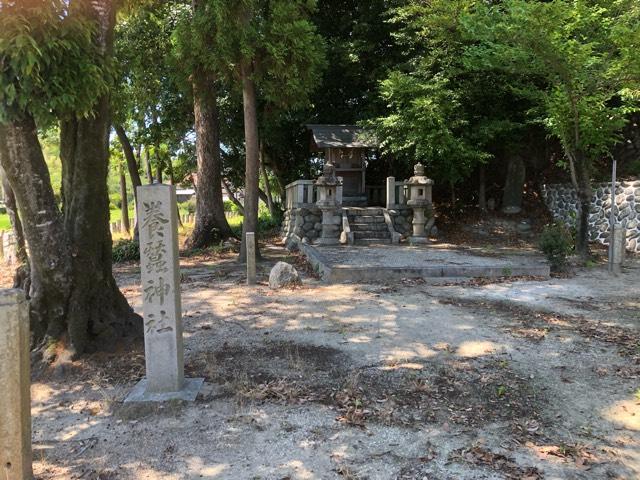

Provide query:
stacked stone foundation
left=281, top=207, right=341, bottom=243
left=542, top=180, right=640, bottom=253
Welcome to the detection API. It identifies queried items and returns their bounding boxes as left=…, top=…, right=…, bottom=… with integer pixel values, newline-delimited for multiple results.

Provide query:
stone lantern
left=314, top=160, right=342, bottom=245
left=406, top=163, right=434, bottom=245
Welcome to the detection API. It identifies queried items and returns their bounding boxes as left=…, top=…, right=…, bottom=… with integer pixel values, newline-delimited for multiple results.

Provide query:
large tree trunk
left=186, top=67, right=233, bottom=249
left=57, top=0, right=140, bottom=354
left=0, top=117, right=72, bottom=344
left=239, top=62, right=261, bottom=262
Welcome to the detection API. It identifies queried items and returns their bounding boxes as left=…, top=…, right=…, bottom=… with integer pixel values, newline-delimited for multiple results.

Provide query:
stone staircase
left=345, top=207, right=391, bottom=245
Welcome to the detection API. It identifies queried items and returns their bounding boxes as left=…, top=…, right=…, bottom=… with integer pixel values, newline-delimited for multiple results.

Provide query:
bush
left=109, top=193, right=122, bottom=210
left=539, top=223, right=573, bottom=272
left=183, top=197, right=197, bottom=214
left=223, top=200, right=241, bottom=214
left=112, top=239, right=140, bottom=263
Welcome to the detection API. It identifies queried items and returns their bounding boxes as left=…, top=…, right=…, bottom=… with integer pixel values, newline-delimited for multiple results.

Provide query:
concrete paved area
left=300, top=243, right=550, bottom=283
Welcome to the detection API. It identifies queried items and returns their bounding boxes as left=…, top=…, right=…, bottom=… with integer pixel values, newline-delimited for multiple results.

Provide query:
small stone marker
left=610, top=224, right=626, bottom=275
left=246, top=232, right=257, bottom=285
left=126, top=184, right=203, bottom=402
left=0, top=289, right=32, bottom=480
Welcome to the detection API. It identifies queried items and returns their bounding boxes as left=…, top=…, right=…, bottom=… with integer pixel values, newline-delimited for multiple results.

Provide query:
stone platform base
left=409, top=236, right=429, bottom=245
left=292, top=242, right=550, bottom=284
left=124, top=377, right=204, bottom=403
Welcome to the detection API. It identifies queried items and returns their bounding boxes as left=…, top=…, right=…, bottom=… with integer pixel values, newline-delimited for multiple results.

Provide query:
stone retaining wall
left=281, top=207, right=341, bottom=243
left=388, top=207, right=414, bottom=236
left=541, top=180, right=640, bottom=252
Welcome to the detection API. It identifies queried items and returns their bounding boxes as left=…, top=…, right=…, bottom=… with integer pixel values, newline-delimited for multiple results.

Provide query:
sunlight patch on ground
left=280, top=460, right=316, bottom=480
left=185, top=457, right=230, bottom=478
left=603, top=399, right=640, bottom=431
left=456, top=340, right=499, bottom=357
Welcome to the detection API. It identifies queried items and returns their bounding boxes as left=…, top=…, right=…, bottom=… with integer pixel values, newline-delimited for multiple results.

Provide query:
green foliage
left=539, top=223, right=574, bottom=272
left=223, top=200, right=241, bottom=214
left=371, top=0, right=530, bottom=187
left=109, top=193, right=122, bottom=210
left=0, top=0, right=110, bottom=123
left=228, top=205, right=281, bottom=237
left=463, top=0, right=640, bottom=166
left=183, top=198, right=197, bottom=214
left=112, top=239, right=140, bottom=263
left=205, top=0, right=326, bottom=109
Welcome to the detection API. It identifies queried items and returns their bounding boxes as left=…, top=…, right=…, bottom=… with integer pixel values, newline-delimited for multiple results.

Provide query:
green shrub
left=539, top=223, right=573, bottom=272
left=112, top=239, right=140, bottom=263
left=183, top=197, right=197, bottom=214
left=223, top=200, right=242, bottom=214
left=109, top=193, right=122, bottom=210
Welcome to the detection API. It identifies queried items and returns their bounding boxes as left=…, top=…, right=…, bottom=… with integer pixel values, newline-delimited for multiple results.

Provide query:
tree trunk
left=239, top=61, right=261, bottom=262
left=260, top=142, right=275, bottom=216
left=119, top=164, right=130, bottom=236
left=114, top=124, right=141, bottom=238
left=0, top=166, right=28, bottom=265
left=144, top=148, right=154, bottom=184
left=155, top=149, right=164, bottom=184
left=186, top=67, right=233, bottom=249
left=166, top=154, right=175, bottom=185
left=570, top=151, right=592, bottom=259
left=0, top=116, right=72, bottom=344
left=57, top=0, right=140, bottom=354
left=222, top=177, right=245, bottom=216
left=114, top=125, right=142, bottom=202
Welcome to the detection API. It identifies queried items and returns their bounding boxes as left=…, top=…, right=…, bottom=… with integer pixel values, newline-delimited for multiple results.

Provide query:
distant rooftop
left=306, top=124, right=377, bottom=149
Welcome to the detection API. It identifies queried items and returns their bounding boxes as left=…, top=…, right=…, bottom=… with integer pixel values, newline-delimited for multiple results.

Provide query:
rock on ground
left=269, top=261, right=302, bottom=289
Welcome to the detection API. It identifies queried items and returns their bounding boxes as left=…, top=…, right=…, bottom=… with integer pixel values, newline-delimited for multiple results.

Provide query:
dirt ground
left=25, top=243, right=640, bottom=480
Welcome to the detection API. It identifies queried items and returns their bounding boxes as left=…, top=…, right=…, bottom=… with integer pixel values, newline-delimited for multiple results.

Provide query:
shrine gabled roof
left=306, top=124, right=378, bottom=149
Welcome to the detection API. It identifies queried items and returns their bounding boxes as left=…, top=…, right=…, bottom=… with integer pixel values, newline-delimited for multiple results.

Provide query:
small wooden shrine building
left=306, top=124, right=378, bottom=206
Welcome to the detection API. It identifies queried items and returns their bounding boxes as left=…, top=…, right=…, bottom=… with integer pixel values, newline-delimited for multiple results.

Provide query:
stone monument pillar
left=315, top=160, right=342, bottom=245
left=126, top=184, right=203, bottom=402
left=0, top=289, right=32, bottom=480
left=407, top=163, right=434, bottom=245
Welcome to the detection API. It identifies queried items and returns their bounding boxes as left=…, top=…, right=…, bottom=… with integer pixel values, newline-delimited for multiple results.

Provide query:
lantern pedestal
left=406, top=163, right=434, bottom=245
left=315, top=160, right=342, bottom=245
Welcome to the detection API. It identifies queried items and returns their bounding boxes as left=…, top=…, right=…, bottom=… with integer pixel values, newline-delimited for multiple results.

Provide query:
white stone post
left=386, top=177, right=396, bottom=209
left=0, top=289, right=32, bottom=480
left=336, top=177, right=344, bottom=206
left=246, top=232, right=257, bottom=285
left=610, top=224, right=626, bottom=275
left=296, top=182, right=305, bottom=207
left=126, top=184, right=203, bottom=402
left=397, top=182, right=406, bottom=206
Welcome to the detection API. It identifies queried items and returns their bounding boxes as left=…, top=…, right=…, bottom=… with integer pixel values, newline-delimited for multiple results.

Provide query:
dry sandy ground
left=29, top=246, right=640, bottom=480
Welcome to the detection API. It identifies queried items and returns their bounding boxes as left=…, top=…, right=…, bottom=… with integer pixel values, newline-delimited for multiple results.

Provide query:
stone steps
left=350, top=223, right=389, bottom=232
left=345, top=207, right=384, bottom=216
left=350, top=215, right=386, bottom=224
left=356, top=238, right=392, bottom=245
left=354, top=231, right=390, bottom=240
